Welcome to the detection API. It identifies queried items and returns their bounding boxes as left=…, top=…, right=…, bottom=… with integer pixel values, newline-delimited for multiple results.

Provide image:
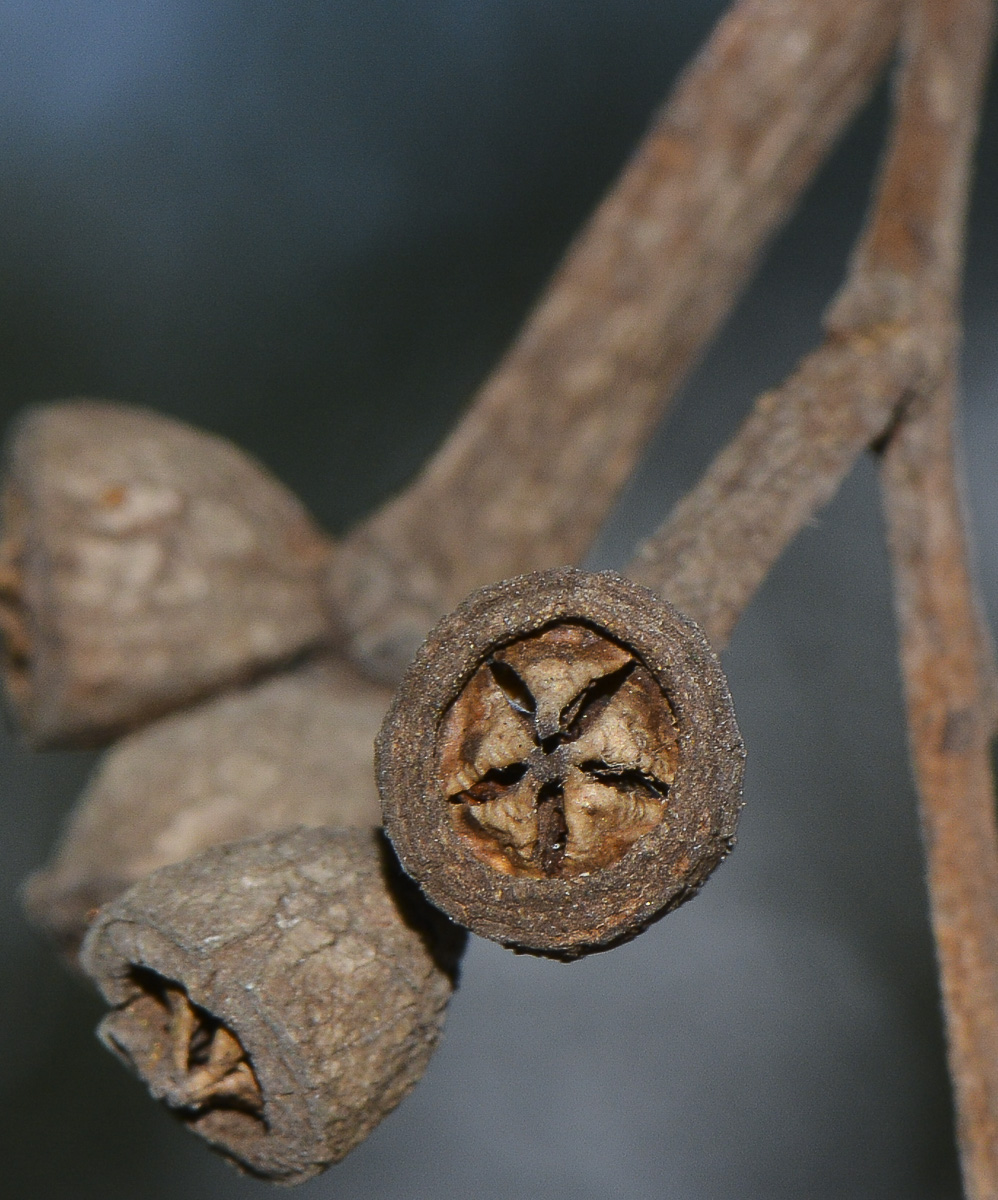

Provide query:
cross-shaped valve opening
left=437, top=621, right=679, bottom=878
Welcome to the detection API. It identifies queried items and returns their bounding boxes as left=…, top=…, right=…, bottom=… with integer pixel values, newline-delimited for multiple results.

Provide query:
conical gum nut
left=80, top=826, right=466, bottom=1183
left=24, top=657, right=390, bottom=959
left=0, top=400, right=334, bottom=747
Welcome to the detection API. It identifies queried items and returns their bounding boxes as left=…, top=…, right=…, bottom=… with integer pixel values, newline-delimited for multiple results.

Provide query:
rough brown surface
left=623, top=1, right=998, bottom=1190
left=81, top=827, right=466, bottom=1184
left=377, top=568, right=744, bottom=956
left=883, top=373, right=998, bottom=1200
left=0, top=401, right=333, bottom=747
left=872, top=4, right=998, bottom=1196
left=328, top=0, right=902, bottom=682
left=11, top=1, right=998, bottom=1191
left=24, top=658, right=389, bottom=958
left=626, top=325, right=935, bottom=647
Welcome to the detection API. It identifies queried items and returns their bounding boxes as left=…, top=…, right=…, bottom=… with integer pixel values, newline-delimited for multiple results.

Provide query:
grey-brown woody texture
left=24, top=658, right=389, bottom=958
left=0, top=401, right=333, bottom=747
left=378, top=568, right=744, bottom=956
left=81, top=827, right=466, bottom=1184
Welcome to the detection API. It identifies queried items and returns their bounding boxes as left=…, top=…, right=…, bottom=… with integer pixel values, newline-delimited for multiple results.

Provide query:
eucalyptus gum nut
left=23, top=658, right=390, bottom=960
left=81, top=827, right=466, bottom=1184
left=377, top=567, right=745, bottom=957
left=0, top=400, right=334, bottom=747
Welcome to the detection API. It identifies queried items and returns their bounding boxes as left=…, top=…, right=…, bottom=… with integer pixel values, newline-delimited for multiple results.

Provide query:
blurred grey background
left=2, top=2, right=996, bottom=1197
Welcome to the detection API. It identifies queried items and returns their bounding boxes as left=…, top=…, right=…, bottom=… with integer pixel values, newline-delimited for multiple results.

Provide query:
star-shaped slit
left=438, top=622, right=678, bottom=877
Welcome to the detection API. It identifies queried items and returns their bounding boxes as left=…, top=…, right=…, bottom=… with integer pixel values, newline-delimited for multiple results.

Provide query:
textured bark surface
left=627, top=326, right=934, bottom=646
left=328, top=0, right=902, bottom=682
left=0, top=401, right=333, bottom=747
left=871, top=3, right=998, bottom=1194
left=10, top=0, right=998, bottom=1191
left=882, top=376, right=998, bottom=1200
left=626, top=0, right=994, bottom=669
left=377, top=568, right=743, bottom=956
left=24, top=658, right=388, bottom=959
left=81, top=827, right=466, bottom=1184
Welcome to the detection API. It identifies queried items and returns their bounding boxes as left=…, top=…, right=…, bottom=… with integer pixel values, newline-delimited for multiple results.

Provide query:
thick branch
left=881, top=374, right=998, bottom=1200
left=873, top=4, right=998, bottom=1195
left=330, top=0, right=902, bottom=681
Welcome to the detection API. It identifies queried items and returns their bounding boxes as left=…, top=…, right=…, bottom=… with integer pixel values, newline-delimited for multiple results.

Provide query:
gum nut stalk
left=0, top=400, right=334, bottom=747
left=377, top=568, right=745, bottom=957
left=80, top=826, right=466, bottom=1184
left=23, top=657, right=391, bottom=959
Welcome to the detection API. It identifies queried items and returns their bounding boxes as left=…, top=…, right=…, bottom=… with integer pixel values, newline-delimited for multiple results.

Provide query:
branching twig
left=625, top=327, right=932, bottom=646
left=626, top=0, right=992, bottom=651
left=882, top=370, right=998, bottom=1200
left=627, top=1, right=998, bottom=1192
left=329, top=0, right=902, bottom=680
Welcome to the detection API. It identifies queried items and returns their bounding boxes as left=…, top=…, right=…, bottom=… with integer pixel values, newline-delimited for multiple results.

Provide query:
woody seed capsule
left=81, top=826, right=466, bottom=1184
left=24, top=657, right=390, bottom=959
left=377, top=568, right=745, bottom=956
left=0, top=401, right=333, bottom=747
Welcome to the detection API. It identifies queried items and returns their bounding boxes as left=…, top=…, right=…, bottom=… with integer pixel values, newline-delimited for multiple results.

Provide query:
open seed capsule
left=377, top=568, right=745, bottom=957
left=81, top=826, right=465, bottom=1183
